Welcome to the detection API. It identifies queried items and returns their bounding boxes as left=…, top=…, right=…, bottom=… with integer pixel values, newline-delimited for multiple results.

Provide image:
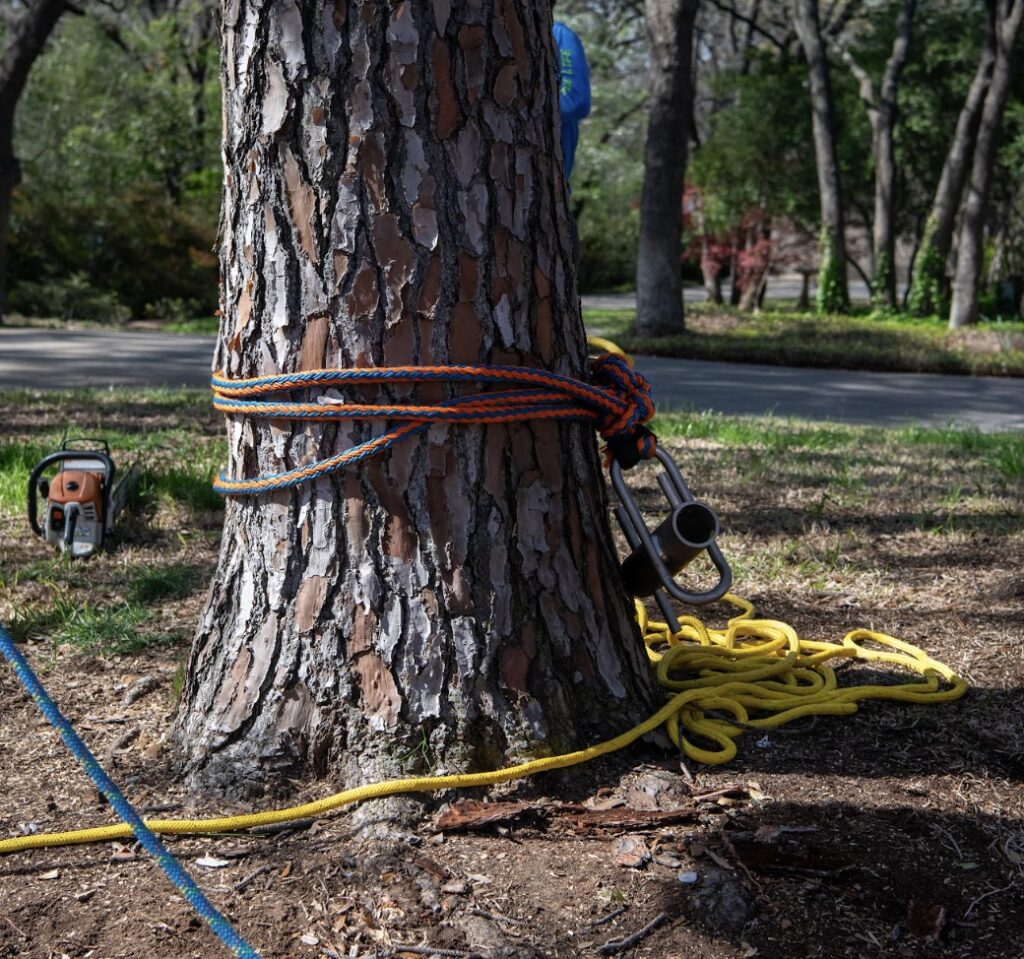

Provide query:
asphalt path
left=2, top=326, right=1022, bottom=432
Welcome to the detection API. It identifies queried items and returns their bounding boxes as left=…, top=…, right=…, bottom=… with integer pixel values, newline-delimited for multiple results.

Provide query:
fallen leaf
left=39, top=868, right=60, bottom=880
left=300, top=933, right=320, bottom=946
left=196, top=856, right=230, bottom=869
left=906, top=899, right=946, bottom=940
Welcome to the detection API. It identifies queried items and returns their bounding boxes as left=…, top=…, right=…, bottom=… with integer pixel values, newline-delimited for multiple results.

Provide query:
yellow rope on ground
left=0, top=594, right=966, bottom=856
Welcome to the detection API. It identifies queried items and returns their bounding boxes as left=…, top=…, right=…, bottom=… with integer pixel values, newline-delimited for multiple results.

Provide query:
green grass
left=584, top=304, right=1024, bottom=378
left=652, top=410, right=1024, bottom=480
left=163, top=316, right=220, bottom=335
left=8, top=597, right=183, bottom=654
left=127, top=563, right=204, bottom=604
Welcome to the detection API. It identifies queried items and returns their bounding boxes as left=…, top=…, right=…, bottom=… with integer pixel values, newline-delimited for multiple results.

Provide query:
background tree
left=172, top=0, right=654, bottom=793
left=906, top=0, right=996, bottom=316
left=948, top=0, right=1024, bottom=327
left=0, top=0, right=67, bottom=321
left=789, top=0, right=849, bottom=312
left=635, top=0, right=699, bottom=335
left=840, top=0, right=916, bottom=309
left=9, top=0, right=220, bottom=321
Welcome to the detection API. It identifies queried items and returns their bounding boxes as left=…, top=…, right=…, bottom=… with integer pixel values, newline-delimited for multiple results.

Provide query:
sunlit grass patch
left=127, top=563, right=204, bottom=604
left=8, top=596, right=181, bottom=655
left=596, top=304, right=1024, bottom=377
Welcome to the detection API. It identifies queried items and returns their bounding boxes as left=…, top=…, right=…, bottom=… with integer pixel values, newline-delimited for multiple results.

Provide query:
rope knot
left=590, top=352, right=658, bottom=468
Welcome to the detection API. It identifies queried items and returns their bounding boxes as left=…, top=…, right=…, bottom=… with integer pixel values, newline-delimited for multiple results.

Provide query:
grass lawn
left=1, top=389, right=1022, bottom=959
left=587, top=303, right=1024, bottom=377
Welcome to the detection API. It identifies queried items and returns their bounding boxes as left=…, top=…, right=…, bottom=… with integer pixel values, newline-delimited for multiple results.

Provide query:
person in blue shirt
left=552, top=15, right=591, bottom=183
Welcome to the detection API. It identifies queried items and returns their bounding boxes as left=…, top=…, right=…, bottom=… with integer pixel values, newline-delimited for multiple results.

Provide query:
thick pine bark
left=0, top=0, right=67, bottom=321
left=949, top=0, right=1024, bottom=328
left=174, top=0, right=653, bottom=796
left=635, top=0, right=698, bottom=337
left=791, top=0, right=849, bottom=312
left=843, top=0, right=915, bottom=309
left=908, top=3, right=996, bottom=316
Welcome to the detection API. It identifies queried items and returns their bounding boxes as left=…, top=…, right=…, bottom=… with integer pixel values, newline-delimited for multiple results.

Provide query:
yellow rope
left=0, top=594, right=966, bottom=855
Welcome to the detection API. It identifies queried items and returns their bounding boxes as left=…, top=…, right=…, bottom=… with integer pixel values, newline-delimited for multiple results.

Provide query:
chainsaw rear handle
left=28, top=450, right=116, bottom=538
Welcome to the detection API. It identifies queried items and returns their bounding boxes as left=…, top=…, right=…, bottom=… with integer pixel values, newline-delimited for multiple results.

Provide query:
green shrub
left=8, top=273, right=132, bottom=323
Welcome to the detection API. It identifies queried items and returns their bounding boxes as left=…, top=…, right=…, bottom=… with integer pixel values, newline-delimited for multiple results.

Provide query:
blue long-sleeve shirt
left=553, top=21, right=591, bottom=181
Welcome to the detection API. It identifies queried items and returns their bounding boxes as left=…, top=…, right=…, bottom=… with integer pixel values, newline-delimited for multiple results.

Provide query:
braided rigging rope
left=210, top=353, right=657, bottom=495
left=0, top=625, right=260, bottom=959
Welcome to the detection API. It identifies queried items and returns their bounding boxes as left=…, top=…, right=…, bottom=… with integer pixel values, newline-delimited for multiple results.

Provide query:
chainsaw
left=28, top=439, right=139, bottom=559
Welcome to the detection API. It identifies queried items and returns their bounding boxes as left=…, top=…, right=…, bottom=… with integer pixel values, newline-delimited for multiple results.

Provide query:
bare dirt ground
left=1, top=392, right=1022, bottom=959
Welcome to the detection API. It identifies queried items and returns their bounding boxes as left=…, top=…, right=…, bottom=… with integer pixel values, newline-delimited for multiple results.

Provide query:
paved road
left=585, top=276, right=884, bottom=310
left=2, top=326, right=1022, bottom=432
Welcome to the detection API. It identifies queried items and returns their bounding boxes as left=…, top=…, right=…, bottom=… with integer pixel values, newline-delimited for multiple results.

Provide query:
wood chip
left=121, top=676, right=160, bottom=707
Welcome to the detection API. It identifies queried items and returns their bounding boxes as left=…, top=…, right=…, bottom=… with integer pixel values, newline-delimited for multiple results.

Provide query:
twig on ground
left=246, top=818, right=316, bottom=837
left=588, top=904, right=628, bottom=928
left=597, top=912, right=669, bottom=954
left=390, top=945, right=488, bottom=959
left=104, top=726, right=140, bottom=764
left=930, top=823, right=963, bottom=860
left=234, top=863, right=272, bottom=892
left=965, top=881, right=1016, bottom=918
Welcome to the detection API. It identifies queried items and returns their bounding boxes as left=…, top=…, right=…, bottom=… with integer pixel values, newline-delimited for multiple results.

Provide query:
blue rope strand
left=0, top=624, right=261, bottom=959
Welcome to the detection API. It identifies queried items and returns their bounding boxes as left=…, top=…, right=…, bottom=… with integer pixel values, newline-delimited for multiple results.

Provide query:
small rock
left=300, top=933, right=319, bottom=946
left=39, top=869, right=60, bottom=881
left=441, top=880, right=468, bottom=895
left=613, top=835, right=651, bottom=870
left=688, top=868, right=756, bottom=934
left=678, top=870, right=699, bottom=884
left=654, top=853, right=683, bottom=869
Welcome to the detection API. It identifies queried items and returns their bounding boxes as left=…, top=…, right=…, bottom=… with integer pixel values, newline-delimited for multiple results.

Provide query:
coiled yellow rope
left=0, top=594, right=966, bottom=855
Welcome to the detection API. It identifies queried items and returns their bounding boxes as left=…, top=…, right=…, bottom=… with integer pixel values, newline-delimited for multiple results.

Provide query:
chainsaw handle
left=27, top=450, right=116, bottom=538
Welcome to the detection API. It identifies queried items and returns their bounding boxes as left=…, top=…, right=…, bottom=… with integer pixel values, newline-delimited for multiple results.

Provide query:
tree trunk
left=908, top=1, right=996, bottom=316
left=791, top=0, right=848, bottom=313
left=949, top=0, right=1024, bottom=328
left=0, top=0, right=68, bottom=321
left=845, top=0, right=915, bottom=310
left=700, top=235, right=724, bottom=304
left=635, top=0, right=698, bottom=336
left=173, top=0, right=654, bottom=797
